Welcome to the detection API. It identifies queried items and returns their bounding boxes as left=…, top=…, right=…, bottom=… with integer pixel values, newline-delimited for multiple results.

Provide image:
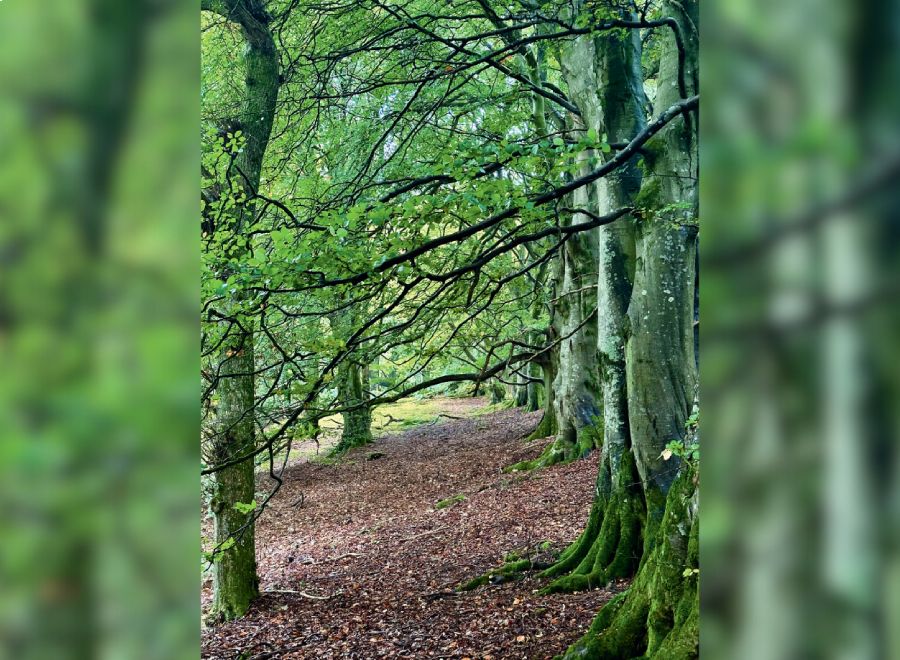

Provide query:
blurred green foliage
left=702, top=0, right=900, bottom=657
left=0, top=1, right=198, bottom=658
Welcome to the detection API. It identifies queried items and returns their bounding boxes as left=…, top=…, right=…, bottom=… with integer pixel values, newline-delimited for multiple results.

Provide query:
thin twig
left=301, top=552, right=365, bottom=565
left=266, top=589, right=340, bottom=600
left=400, top=527, right=447, bottom=542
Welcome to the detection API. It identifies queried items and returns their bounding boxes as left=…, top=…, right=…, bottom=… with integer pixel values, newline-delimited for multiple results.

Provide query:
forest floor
left=201, top=397, right=625, bottom=659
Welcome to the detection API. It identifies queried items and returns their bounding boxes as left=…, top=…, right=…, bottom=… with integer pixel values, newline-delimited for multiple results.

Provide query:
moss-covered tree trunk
left=526, top=341, right=543, bottom=412
left=209, top=337, right=259, bottom=621
left=515, top=367, right=530, bottom=407
left=333, top=360, right=373, bottom=453
left=549, top=145, right=603, bottom=459
left=526, top=339, right=559, bottom=441
left=512, top=214, right=599, bottom=469
left=536, top=2, right=648, bottom=595
left=558, top=1, right=699, bottom=656
left=489, top=379, right=507, bottom=404
left=202, top=0, right=279, bottom=623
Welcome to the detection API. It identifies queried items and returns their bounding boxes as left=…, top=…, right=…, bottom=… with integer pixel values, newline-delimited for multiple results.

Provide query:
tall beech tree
left=201, top=0, right=280, bottom=622
left=548, top=1, right=700, bottom=655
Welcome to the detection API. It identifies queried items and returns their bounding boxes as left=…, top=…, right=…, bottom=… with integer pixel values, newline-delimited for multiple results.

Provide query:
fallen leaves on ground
left=202, top=398, right=625, bottom=659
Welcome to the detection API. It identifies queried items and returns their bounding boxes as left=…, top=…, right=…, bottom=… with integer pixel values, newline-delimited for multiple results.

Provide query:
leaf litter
left=202, top=398, right=625, bottom=658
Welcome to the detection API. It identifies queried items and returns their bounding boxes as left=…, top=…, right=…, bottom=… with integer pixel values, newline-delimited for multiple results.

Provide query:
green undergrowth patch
left=471, top=399, right=517, bottom=416
left=434, top=493, right=467, bottom=510
left=333, top=397, right=453, bottom=435
left=309, top=452, right=351, bottom=467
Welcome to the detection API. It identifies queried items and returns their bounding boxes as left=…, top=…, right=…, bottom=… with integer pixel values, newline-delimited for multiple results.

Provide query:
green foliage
left=232, top=500, right=257, bottom=515
left=661, top=405, right=700, bottom=464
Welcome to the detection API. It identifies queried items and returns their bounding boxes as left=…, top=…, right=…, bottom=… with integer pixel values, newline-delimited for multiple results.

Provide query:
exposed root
left=505, top=425, right=598, bottom=473
left=457, top=545, right=558, bottom=591
left=265, top=589, right=341, bottom=600
left=541, top=487, right=642, bottom=594
left=458, top=557, right=546, bottom=591
left=558, top=469, right=699, bottom=659
left=539, top=452, right=644, bottom=594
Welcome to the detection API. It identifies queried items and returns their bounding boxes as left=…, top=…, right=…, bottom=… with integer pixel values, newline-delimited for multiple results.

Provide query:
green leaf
left=233, top=500, right=257, bottom=515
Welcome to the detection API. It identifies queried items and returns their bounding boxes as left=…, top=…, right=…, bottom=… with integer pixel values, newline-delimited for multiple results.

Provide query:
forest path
left=202, top=398, right=623, bottom=659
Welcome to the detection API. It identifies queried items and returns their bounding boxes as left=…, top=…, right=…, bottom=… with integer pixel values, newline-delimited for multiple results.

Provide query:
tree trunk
left=490, top=379, right=507, bottom=404
left=333, top=360, right=373, bottom=453
left=559, top=1, right=700, bottom=656
left=515, top=368, right=530, bottom=407
left=549, top=147, right=603, bottom=461
left=526, top=345, right=559, bottom=441
left=526, top=342, right=543, bottom=412
left=538, top=2, right=648, bottom=594
left=203, top=0, right=279, bottom=623
left=209, top=335, right=259, bottom=621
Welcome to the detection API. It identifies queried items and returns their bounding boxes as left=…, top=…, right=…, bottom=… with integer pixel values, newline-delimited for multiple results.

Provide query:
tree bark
left=333, top=360, right=374, bottom=453
left=559, top=1, right=700, bottom=656
left=203, top=0, right=279, bottom=623
left=548, top=138, right=603, bottom=461
left=538, top=2, right=648, bottom=594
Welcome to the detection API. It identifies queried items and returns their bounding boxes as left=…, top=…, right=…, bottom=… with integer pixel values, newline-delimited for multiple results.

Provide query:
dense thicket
left=201, top=0, right=698, bottom=654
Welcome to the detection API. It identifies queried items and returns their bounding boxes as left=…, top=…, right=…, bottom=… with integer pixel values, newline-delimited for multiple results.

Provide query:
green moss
left=542, top=479, right=643, bottom=595
left=434, top=493, right=466, bottom=510
left=457, top=558, right=532, bottom=591
left=541, top=450, right=645, bottom=597
left=505, top=423, right=599, bottom=473
left=540, top=496, right=604, bottom=579
left=632, top=175, right=663, bottom=225
left=558, top=469, right=699, bottom=659
left=527, top=405, right=558, bottom=441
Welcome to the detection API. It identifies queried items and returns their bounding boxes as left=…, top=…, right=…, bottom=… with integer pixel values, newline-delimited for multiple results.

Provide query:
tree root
left=458, top=556, right=552, bottom=591
left=557, top=470, right=699, bottom=659
left=505, top=425, right=597, bottom=473
left=540, top=485, right=642, bottom=594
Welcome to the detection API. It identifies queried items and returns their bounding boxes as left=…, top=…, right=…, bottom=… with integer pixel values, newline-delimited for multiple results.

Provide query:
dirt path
left=202, top=398, right=623, bottom=659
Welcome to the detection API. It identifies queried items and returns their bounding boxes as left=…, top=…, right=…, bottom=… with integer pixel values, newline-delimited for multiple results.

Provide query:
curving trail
left=202, top=398, right=624, bottom=659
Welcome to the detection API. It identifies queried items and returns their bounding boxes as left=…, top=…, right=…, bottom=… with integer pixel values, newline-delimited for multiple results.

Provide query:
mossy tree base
left=479, top=452, right=642, bottom=596
left=538, top=451, right=643, bottom=595
left=526, top=405, right=558, bottom=442
left=330, top=428, right=373, bottom=456
left=330, top=359, right=373, bottom=456
left=558, top=470, right=698, bottom=659
left=506, top=423, right=597, bottom=472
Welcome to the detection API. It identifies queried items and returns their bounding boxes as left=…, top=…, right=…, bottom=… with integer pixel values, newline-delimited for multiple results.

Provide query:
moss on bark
left=331, top=360, right=373, bottom=455
left=540, top=451, right=643, bottom=593
left=507, top=423, right=599, bottom=472
left=204, top=0, right=280, bottom=623
left=557, top=470, right=699, bottom=660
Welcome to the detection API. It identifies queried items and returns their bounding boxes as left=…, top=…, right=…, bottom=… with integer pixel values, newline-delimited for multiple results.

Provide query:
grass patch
left=258, top=396, right=481, bottom=468
left=318, top=397, right=461, bottom=437
left=434, top=493, right=467, bottom=510
left=470, top=399, right=516, bottom=416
